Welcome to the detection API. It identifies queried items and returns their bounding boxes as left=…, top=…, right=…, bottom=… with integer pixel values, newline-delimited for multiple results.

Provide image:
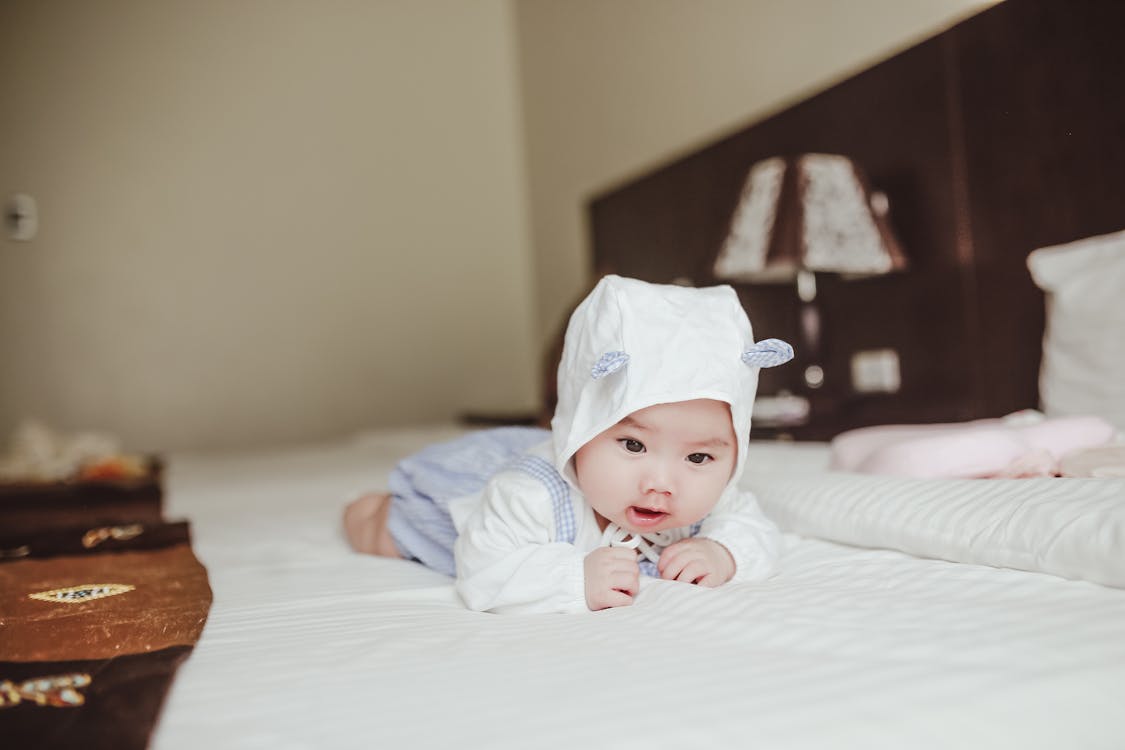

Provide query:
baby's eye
left=686, top=453, right=713, bottom=465
left=619, top=438, right=646, bottom=454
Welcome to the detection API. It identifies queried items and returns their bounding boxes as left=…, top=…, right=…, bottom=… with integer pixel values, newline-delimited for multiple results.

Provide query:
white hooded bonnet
left=550, top=275, right=792, bottom=491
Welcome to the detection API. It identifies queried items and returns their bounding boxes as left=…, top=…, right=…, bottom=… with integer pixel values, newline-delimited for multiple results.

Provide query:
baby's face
left=573, top=399, right=737, bottom=535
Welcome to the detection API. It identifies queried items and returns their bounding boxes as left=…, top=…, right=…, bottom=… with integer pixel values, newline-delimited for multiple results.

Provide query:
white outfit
left=449, top=275, right=792, bottom=614
left=450, top=441, right=780, bottom=614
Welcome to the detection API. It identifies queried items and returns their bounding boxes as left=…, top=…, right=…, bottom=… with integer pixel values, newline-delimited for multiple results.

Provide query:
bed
left=152, top=427, right=1125, bottom=749
left=7, top=1, right=1125, bottom=747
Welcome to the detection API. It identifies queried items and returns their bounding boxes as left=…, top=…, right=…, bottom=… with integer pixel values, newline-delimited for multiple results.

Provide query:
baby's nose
left=641, top=466, right=673, bottom=495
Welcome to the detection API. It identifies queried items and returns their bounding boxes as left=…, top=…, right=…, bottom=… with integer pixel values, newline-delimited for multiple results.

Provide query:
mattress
left=155, top=426, right=1125, bottom=749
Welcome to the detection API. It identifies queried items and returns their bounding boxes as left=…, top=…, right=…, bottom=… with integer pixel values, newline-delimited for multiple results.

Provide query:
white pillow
left=748, top=471, right=1125, bottom=589
left=1027, top=230, right=1125, bottom=431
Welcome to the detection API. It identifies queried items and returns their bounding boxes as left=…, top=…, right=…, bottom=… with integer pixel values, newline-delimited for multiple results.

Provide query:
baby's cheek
left=697, top=476, right=729, bottom=510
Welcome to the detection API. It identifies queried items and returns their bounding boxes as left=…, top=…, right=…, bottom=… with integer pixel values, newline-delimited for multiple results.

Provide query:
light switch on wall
left=5, top=194, right=38, bottom=241
left=850, top=348, right=901, bottom=393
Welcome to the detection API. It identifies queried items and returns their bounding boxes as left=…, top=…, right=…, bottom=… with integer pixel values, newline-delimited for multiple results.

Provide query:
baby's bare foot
left=343, top=492, right=401, bottom=557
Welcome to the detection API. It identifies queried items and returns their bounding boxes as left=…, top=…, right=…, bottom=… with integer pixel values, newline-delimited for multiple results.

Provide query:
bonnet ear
left=591, top=351, right=630, bottom=379
left=741, top=339, right=794, bottom=368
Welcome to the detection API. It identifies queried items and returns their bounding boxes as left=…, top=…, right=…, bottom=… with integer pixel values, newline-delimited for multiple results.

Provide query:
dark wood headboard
left=588, top=0, right=1125, bottom=439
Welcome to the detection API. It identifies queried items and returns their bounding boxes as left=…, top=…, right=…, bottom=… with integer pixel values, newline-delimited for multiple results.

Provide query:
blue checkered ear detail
left=741, top=339, right=794, bottom=368
left=591, top=351, right=629, bottom=379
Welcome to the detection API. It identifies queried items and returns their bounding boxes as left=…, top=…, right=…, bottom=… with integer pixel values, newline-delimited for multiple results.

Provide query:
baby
left=344, top=275, right=793, bottom=613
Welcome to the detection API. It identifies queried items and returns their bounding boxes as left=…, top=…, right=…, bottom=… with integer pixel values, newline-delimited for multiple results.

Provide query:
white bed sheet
left=156, top=427, right=1125, bottom=749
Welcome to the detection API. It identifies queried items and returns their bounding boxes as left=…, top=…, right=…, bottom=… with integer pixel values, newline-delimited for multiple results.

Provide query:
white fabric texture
left=1027, top=229, right=1125, bottom=431
left=749, top=470, right=1125, bottom=589
left=156, top=430, right=1125, bottom=750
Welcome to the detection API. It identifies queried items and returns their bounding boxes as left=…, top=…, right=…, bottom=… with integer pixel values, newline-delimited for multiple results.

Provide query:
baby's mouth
left=626, top=506, right=669, bottom=527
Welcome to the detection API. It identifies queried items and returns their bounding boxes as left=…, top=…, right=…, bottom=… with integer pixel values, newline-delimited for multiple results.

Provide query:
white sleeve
left=698, top=487, right=781, bottom=582
left=453, top=470, right=589, bottom=614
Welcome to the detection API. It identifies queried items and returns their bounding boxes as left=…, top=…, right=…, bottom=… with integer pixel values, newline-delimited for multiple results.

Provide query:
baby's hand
left=657, top=538, right=735, bottom=587
left=584, top=546, right=640, bottom=610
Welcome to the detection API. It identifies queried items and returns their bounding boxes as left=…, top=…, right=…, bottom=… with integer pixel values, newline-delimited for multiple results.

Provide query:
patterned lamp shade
left=713, top=154, right=906, bottom=281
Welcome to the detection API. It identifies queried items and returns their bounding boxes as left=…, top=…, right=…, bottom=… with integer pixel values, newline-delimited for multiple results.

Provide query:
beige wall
left=0, top=0, right=539, bottom=451
left=515, top=0, right=998, bottom=341
left=1, top=0, right=998, bottom=453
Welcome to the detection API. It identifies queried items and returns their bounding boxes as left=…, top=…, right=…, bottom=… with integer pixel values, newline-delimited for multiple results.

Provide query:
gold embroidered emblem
left=0, top=673, right=92, bottom=708
left=28, top=583, right=136, bottom=604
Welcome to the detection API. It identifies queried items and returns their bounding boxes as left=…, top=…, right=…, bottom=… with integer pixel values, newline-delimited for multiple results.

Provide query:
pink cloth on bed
left=829, top=414, right=1117, bottom=478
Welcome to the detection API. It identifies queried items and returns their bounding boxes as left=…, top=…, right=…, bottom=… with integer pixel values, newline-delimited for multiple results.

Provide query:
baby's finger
left=676, top=560, right=708, bottom=585
left=604, top=588, right=634, bottom=608
left=660, top=555, right=690, bottom=581
left=614, top=551, right=642, bottom=569
left=610, top=570, right=639, bottom=595
left=694, top=572, right=722, bottom=588
left=656, top=541, right=690, bottom=574
left=596, top=546, right=631, bottom=562
left=607, top=547, right=641, bottom=567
